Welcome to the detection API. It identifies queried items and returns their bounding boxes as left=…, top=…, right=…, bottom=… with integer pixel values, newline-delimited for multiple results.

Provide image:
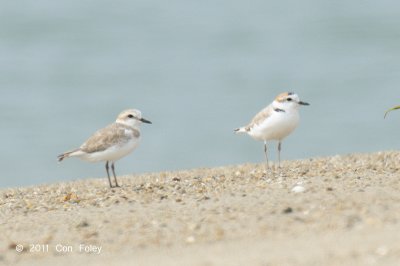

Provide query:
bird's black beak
left=140, top=118, right=152, bottom=124
left=299, top=101, right=310, bottom=106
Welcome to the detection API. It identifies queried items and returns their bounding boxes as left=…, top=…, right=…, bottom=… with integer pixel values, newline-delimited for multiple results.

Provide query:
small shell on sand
left=291, top=185, right=306, bottom=193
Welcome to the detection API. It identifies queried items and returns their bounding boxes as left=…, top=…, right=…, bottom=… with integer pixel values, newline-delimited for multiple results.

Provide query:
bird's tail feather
left=234, top=127, right=247, bottom=134
left=57, top=149, right=80, bottom=162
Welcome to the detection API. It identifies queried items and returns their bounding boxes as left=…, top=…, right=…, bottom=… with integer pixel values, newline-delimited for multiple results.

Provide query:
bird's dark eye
left=287, top=98, right=292, bottom=101
left=127, top=114, right=134, bottom=118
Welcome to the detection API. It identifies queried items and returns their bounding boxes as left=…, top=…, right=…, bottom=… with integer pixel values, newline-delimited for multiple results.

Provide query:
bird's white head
left=273, top=92, right=310, bottom=110
left=116, top=109, right=152, bottom=128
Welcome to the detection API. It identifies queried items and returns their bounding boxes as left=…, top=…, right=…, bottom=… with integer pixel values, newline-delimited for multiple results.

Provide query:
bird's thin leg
left=105, top=161, right=113, bottom=188
left=264, top=141, right=269, bottom=171
left=278, top=141, right=282, bottom=168
left=111, top=162, right=120, bottom=187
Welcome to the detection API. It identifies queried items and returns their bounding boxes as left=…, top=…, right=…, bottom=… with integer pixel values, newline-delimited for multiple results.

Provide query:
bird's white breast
left=249, top=110, right=300, bottom=141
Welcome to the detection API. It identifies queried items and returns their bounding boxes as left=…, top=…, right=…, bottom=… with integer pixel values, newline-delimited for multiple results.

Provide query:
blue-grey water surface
left=1, top=0, right=400, bottom=187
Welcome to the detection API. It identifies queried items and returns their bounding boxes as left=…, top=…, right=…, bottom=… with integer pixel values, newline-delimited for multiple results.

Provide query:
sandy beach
left=1, top=151, right=400, bottom=266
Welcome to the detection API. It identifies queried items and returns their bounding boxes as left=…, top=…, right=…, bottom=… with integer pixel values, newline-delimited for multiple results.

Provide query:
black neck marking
left=274, top=108, right=286, bottom=113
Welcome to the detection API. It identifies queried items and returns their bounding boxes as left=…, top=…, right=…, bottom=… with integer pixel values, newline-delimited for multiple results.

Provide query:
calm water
left=1, top=1, right=400, bottom=188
